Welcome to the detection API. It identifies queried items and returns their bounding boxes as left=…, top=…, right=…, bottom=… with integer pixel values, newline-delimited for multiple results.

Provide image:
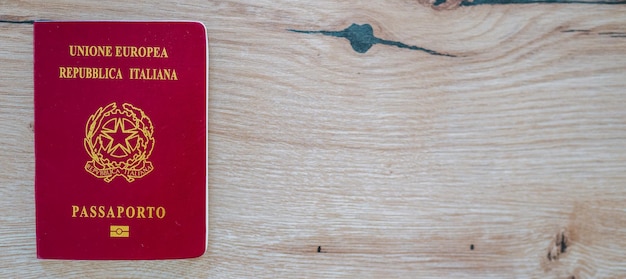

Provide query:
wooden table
left=1, top=1, right=625, bottom=277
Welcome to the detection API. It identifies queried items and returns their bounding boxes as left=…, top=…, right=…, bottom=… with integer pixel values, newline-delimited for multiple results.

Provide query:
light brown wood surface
left=1, top=1, right=626, bottom=278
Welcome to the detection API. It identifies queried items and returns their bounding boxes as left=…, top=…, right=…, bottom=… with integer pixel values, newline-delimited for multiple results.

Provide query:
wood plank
left=1, top=1, right=625, bottom=277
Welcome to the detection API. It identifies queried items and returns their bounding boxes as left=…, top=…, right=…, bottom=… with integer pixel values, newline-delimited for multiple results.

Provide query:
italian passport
left=34, top=21, right=208, bottom=259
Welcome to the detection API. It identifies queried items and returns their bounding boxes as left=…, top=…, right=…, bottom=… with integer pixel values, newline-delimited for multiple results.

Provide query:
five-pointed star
left=100, top=118, right=138, bottom=157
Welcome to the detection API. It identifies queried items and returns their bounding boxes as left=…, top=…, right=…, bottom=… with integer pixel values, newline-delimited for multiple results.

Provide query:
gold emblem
left=110, top=225, right=130, bottom=237
left=84, top=103, right=155, bottom=182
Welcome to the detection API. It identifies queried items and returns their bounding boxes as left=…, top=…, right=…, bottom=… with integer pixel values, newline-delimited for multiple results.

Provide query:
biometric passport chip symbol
left=110, top=225, right=130, bottom=238
left=84, top=102, right=155, bottom=182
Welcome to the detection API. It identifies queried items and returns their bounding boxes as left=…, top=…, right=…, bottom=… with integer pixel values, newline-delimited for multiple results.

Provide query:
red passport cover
left=34, top=21, right=208, bottom=259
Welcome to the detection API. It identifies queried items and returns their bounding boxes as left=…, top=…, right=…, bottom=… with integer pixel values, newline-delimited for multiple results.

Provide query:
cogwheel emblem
left=84, top=102, right=155, bottom=182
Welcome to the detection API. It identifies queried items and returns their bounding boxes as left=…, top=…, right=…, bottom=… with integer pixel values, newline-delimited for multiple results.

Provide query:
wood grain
left=1, top=0, right=626, bottom=278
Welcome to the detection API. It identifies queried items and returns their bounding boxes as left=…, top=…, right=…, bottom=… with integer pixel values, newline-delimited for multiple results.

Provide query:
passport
left=34, top=21, right=208, bottom=259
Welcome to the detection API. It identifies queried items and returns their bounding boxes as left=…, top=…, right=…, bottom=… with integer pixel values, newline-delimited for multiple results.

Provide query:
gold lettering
left=79, top=207, right=88, bottom=218
left=129, top=68, right=137, bottom=79
left=156, top=207, right=166, bottom=219
left=58, top=67, right=122, bottom=80
left=106, top=207, right=115, bottom=218
left=128, top=68, right=178, bottom=81
left=138, top=47, right=146, bottom=57
left=117, top=206, right=124, bottom=218
left=137, top=206, right=146, bottom=218
left=69, top=45, right=113, bottom=57
left=89, top=206, right=97, bottom=218
left=171, top=69, right=177, bottom=80
left=72, top=205, right=79, bottom=217
left=98, top=206, right=105, bottom=218
left=113, top=46, right=168, bottom=58
left=70, top=205, right=166, bottom=219
left=126, top=206, right=136, bottom=218
left=147, top=206, right=155, bottom=218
